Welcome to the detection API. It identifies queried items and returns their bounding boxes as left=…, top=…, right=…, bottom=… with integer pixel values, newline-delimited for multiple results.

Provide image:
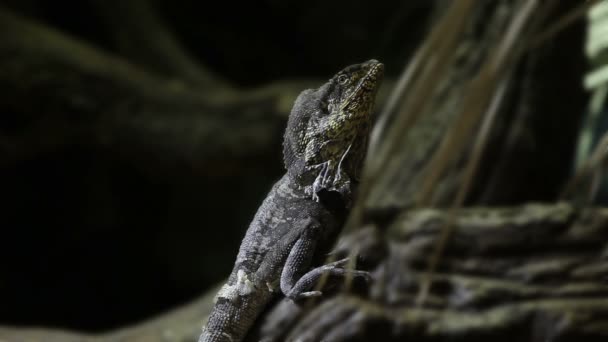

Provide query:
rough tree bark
left=257, top=203, right=608, bottom=341
left=2, top=203, right=605, bottom=341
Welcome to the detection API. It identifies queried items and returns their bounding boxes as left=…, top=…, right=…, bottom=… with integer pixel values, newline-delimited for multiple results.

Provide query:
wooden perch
left=258, top=203, right=608, bottom=341
left=3, top=203, right=607, bottom=341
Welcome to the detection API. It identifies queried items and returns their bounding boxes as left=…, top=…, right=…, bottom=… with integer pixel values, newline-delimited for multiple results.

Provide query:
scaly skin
left=199, top=60, right=383, bottom=342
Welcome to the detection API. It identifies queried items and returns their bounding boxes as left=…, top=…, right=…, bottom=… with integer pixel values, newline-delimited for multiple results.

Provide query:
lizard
left=199, top=59, right=384, bottom=342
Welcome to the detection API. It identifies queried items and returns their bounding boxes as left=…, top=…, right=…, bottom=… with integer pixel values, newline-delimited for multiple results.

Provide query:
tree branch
left=0, top=7, right=316, bottom=168
left=257, top=203, right=608, bottom=341
left=88, top=0, right=227, bottom=87
left=5, top=203, right=608, bottom=341
left=0, top=283, right=220, bottom=341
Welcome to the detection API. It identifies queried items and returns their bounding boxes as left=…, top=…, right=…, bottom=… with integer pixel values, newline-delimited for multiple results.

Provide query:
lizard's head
left=283, top=59, right=384, bottom=205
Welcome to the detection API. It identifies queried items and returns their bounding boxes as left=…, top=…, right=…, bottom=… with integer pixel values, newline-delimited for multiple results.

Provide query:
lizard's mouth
left=339, top=60, right=384, bottom=113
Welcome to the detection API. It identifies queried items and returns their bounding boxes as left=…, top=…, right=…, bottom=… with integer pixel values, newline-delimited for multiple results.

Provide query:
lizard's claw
left=294, top=290, right=323, bottom=299
left=311, top=161, right=331, bottom=201
left=326, top=257, right=350, bottom=267
left=321, top=260, right=373, bottom=283
left=310, top=160, right=354, bottom=204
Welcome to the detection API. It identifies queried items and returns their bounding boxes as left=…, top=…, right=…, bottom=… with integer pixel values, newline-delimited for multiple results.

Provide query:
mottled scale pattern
left=200, top=60, right=383, bottom=342
left=200, top=176, right=343, bottom=342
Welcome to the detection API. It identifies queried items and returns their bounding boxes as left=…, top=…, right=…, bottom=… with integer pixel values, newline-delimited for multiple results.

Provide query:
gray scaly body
left=200, top=60, right=384, bottom=342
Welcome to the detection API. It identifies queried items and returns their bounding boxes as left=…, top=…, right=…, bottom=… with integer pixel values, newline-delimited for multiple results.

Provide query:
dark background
left=0, top=0, right=436, bottom=332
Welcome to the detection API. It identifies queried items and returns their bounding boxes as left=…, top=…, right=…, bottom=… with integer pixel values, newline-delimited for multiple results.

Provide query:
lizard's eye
left=337, top=74, right=349, bottom=85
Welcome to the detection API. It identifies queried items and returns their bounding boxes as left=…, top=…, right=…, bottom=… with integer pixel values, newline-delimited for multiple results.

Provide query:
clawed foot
left=294, top=290, right=323, bottom=298
left=320, top=258, right=372, bottom=282
left=310, top=162, right=352, bottom=202
left=311, top=162, right=331, bottom=201
left=288, top=258, right=372, bottom=301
